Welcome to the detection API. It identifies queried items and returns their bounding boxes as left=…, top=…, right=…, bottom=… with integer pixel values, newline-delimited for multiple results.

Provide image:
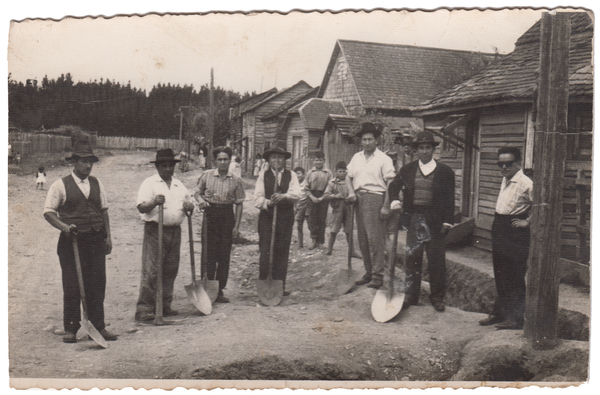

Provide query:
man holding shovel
left=43, top=137, right=117, bottom=343
left=135, top=149, right=195, bottom=322
left=194, top=146, right=245, bottom=303
left=254, top=146, right=301, bottom=297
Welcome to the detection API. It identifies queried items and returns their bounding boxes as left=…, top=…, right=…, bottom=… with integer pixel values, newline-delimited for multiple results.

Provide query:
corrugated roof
left=415, top=12, right=593, bottom=112
left=291, top=98, right=348, bottom=130
left=261, top=87, right=319, bottom=120
left=318, top=39, right=497, bottom=110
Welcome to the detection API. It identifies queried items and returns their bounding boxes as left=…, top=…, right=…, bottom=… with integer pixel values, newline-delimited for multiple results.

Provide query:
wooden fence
left=8, top=132, right=186, bottom=155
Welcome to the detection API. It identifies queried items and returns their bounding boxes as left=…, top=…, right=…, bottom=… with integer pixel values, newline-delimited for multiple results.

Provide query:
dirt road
left=7, top=150, right=588, bottom=388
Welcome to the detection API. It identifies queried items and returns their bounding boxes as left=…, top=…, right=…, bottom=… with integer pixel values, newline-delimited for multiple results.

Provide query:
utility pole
left=176, top=106, right=191, bottom=141
left=208, top=67, right=215, bottom=168
left=524, top=12, right=571, bottom=349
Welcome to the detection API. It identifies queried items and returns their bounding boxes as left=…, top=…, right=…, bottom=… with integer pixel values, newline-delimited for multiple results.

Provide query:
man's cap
left=263, top=145, right=292, bottom=160
left=356, top=122, right=382, bottom=138
left=66, top=137, right=99, bottom=163
left=150, top=148, right=181, bottom=163
left=411, top=130, right=440, bottom=148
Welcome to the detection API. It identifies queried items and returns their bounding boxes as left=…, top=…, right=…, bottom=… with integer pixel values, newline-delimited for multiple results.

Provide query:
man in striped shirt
left=195, top=146, right=246, bottom=303
left=480, top=146, right=532, bottom=330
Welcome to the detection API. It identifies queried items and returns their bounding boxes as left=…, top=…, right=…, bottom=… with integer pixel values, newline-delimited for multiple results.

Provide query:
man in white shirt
left=479, top=147, right=532, bottom=330
left=135, top=149, right=195, bottom=322
left=254, top=146, right=301, bottom=296
left=43, top=137, right=117, bottom=343
left=389, top=130, right=455, bottom=312
left=347, top=123, right=396, bottom=289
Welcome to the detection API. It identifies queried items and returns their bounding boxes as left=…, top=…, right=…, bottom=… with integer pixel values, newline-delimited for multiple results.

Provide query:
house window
left=293, top=136, right=303, bottom=162
left=440, top=128, right=459, bottom=158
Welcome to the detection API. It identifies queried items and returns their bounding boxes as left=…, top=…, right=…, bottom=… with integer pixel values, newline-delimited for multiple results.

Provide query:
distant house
left=239, top=80, right=313, bottom=169
left=412, top=12, right=593, bottom=265
left=280, top=98, right=349, bottom=170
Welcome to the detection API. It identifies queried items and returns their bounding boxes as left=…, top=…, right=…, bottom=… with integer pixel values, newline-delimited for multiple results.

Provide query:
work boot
left=63, top=332, right=77, bottom=343
left=99, top=329, right=118, bottom=341
left=163, top=307, right=179, bottom=316
left=216, top=290, right=230, bottom=303
left=308, top=239, right=318, bottom=250
left=368, top=278, right=383, bottom=289
left=134, top=312, right=155, bottom=322
left=355, top=274, right=372, bottom=286
left=479, top=315, right=503, bottom=326
left=494, top=320, right=523, bottom=330
left=432, top=301, right=445, bottom=312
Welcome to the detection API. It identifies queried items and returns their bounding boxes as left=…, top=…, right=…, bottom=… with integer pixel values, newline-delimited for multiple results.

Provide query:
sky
left=5, top=5, right=558, bottom=95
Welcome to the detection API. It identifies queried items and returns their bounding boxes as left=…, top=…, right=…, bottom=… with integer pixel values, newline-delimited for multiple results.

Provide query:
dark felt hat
left=151, top=148, right=181, bottom=163
left=355, top=122, right=382, bottom=138
left=411, top=130, right=440, bottom=148
left=263, top=145, right=292, bottom=160
left=66, top=139, right=99, bottom=162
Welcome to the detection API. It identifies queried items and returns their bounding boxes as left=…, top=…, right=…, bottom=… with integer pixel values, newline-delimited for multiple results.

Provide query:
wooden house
left=412, top=12, right=592, bottom=267
left=280, top=98, right=348, bottom=171
left=240, top=80, right=313, bottom=167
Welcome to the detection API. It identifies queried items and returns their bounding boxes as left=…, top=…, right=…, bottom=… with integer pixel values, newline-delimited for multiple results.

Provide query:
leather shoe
left=135, top=312, right=155, bottom=322
left=283, top=291, right=291, bottom=297
left=479, top=315, right=503, bottom=326
left=63, top=332, right=77, bottom=343
left=215, top=294, right=230, bottom=303
left=494, top=320, right=523, bottom=330
left=367, top=279, right=383, bottom=289
left=402, top=299, right=412, bottom=310
left=432, top=301, right=445, bottom=312
left=163, top=307, right=179, bottom=316
left=100, top=329, right=118, bottom=341
left=354, top=276, right=372, bottom=286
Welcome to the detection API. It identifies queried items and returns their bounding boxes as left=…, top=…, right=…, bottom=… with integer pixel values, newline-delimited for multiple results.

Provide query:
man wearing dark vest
left=389, top=130, right=455, bottom=312
left=253, top=146, right=301, bottom=295
left=44, top=137, right=117, bottom=343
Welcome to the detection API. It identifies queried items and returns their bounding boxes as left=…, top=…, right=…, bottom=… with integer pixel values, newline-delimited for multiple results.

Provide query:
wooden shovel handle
left=155, top=203, right=164, bottom=322
left=186, top=213, right=197, bottom=283
left=347, top=204, right=354, bottom=271
left=268, top=205, right=278, bottom=279
left=71, top=233, right=89, bottom=316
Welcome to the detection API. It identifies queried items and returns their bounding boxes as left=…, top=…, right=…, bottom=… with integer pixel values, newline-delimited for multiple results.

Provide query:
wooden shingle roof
left=415, top=12, right=593, bottom=113
left=242, top=80, right=312, bottom=114
left=261, top=87, right=319, bottom=120
left=318, top=39, right=497, bottom=110
left=230, top=88, right=278, bottom=119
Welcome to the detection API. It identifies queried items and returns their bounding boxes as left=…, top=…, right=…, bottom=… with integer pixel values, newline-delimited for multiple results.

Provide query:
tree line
left=8, top=73, right=251, bottom=145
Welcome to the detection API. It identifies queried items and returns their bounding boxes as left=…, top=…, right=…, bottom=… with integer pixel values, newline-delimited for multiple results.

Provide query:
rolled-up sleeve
left=254, top=171, right=268, bottom=210
left=97, top=179, right=109, bottom=210
left=283, top=171, right=301, bottom=202
left=234, top=178, right=246, bottom=204
left=43, top=179, right=65, bottom=215
left=136, top=177, right=154, bottom=207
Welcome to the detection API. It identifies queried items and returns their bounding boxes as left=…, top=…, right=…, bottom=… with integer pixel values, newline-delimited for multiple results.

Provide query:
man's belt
left=205, top=203, right=234, bottom=209
left=145, top=221, right=180, bottom=229
left=356, top=188, right=384, bottom=196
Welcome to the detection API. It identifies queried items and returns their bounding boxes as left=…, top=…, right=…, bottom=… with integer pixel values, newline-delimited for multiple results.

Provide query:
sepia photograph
left=4, top=2, right=595, bottom=391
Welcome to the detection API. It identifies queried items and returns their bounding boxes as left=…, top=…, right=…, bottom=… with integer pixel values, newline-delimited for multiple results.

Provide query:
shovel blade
left=185, top=281, right=213, bottom=315
left=257, top=278, right=284, bottom=306
left=80, top=318, right=108, bottom=349
left=200, top=277, right=220, bottom=304
left=335, top=269, right=362, bottom=295
left=371, top=289, right=405, bottom=323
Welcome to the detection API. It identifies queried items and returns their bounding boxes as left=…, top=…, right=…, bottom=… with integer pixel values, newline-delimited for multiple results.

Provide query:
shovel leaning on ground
left=184, top=211, right=212, bottom=315
left=335, top=203, right=362, bottom=295
left=71, top=233, right=108, bottom=348
left=371, top=227, right=405, bottom=323
left=257, top=205, right=284, bottom=306
left=200, top=211, right=220, bottom=303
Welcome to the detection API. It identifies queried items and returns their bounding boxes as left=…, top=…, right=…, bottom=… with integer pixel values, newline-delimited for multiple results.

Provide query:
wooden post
left=524, top=12, right=571, bottom=349
left=208, top=67, right=215, bottom=168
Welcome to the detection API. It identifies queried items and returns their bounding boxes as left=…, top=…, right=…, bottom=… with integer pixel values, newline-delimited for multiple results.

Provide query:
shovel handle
left=71, top=233, right=89, bottom=316
left=268, top=205, right=278, bottom=279
left=155, top=203, right=164, bottom=323
left=388, top=226, right=399, bottom=293
left=200, top=211, right=208, bottom=278
left=187, top=214, right=197, bottom=283
left=347, top=204, right=354, bottom=271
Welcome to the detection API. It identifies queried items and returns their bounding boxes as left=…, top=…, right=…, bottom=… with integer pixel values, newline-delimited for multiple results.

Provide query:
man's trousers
left=355, top=191, right=386, bottom=281
left=204, top=205, right=235, bottom=291
left=258, top=205, right=295, bottom=288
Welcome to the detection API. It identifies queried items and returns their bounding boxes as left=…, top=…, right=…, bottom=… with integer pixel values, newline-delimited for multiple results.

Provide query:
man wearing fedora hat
left=389, top=130, right=455, bottom=312
left=346, top=122, right=396, bottom=289
left=44, top=136, right=117, bottom=343
left=254, top=145, right=301, bottom=295
left=135, top=148, right=195, bottom=321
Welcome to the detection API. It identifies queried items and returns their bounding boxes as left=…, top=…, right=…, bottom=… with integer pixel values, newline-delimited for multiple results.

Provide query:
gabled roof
left=325, top=114, right=359, bottom=137
left=230, top=88, right=278, bottom=118
left=261, top=86, right=320, bottom=120
left=242, top=80, right=312, bottom=114
left=288, top=98, right=348, bottom=130
left=414, top=12, right=593, bottom=113
left=317, top=39, right=497, bottom=110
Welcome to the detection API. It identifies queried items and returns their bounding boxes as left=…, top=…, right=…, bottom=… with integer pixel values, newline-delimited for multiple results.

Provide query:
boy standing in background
left=303, top=152, right=333, bottom=250
left=293, top=167, right=309, bottom=248
left=324, top=161, right=359, bottom=257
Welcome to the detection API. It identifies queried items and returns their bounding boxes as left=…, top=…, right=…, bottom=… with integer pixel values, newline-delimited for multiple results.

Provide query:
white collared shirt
left=495, top=169, right=533, bottom=215
left=347, top=148, right=395, bottom=193
left=44, top=171, right=108, bottom=215
left=136, top=173, right=191, bottom=226
left=419, top=159, right=437, bottom=176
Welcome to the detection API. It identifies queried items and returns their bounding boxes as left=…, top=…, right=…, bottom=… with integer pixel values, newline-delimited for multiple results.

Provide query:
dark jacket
left=389, top=160, right=455, bottom=236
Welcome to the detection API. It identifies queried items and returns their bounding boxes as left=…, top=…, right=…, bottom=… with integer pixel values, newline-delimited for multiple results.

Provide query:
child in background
left=293, top=167, right=309, bottom=248
left=36, top=166, right=47, bottom=190
left=230, top=155, right=242, bottom=178
left=304, top=152, right=333, bottom=249
left=324, top=161, right=360, bottom=257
